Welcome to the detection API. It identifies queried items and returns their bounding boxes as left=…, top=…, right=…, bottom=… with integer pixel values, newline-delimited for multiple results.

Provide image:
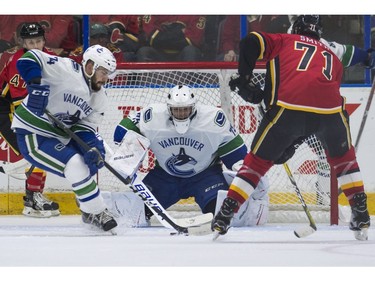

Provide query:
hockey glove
left=274, top=137, right=306, bottom=165
left=365, top=48, right=375, bottom=69
left=229, top=75, right=264, bottom=104
left=84, top=147, right=104, bottom=176
left=76, top=132, right=106, bottom=176
left=26, top=84, right=50, bottom=116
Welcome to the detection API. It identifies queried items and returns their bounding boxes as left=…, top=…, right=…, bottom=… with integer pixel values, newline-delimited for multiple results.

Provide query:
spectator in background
left=216, top=15, right=290, bottom=62
left=0, top=15, right=72, bottom=52
left=59, top=16, right=83, bottom=56
left=136, top=15, right=206, bottom=62
left=61, top=15, right=140, bottom=61
left=0, top=21, right=64, bottom=72
left=68, top=23, right=125, bottom=64
left=0, top=22, right=60, bottom=218
left=91, top=15, right=140, bottom=61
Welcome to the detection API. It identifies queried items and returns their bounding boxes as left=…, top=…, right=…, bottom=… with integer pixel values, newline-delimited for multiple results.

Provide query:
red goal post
left=98, top=61, right=339, bottom=225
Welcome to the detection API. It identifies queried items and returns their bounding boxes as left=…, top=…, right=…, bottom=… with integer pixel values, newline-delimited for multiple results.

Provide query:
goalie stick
left=45, top=110, right=212, bottom=236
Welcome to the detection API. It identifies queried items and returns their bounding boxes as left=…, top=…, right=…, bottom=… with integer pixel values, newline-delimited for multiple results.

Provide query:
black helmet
left=20, top=22, right=45, bottom=39
left=291, top=15, right=322, bottom=39
left=90, top=23, right=109, bottom=38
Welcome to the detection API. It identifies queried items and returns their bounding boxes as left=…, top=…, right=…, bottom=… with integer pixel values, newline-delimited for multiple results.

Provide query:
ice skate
left=81, top=208, right=118, bottom=233
left=349, top=192, right=370, bottom=241
left=212, top=197, right=238, bottom=238
left=22, top=189, right=60, bottom=218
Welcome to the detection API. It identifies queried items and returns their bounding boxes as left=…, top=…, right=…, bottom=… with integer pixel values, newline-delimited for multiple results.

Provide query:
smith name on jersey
left=116, top=103, right=247, bottom=178
left=11, top=49, right=108, bottom=144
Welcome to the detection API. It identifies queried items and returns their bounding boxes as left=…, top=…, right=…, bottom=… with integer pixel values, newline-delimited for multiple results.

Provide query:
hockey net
left=98, top=62, right=338, bottom=224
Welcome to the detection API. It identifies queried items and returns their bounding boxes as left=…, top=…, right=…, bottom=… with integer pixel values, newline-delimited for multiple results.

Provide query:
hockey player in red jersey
left=0, top=22, right=60, bottom=217
left=212, top=15, right=374, bottom=240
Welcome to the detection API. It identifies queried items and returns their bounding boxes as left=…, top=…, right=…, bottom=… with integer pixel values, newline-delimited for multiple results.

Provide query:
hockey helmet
left=90, top=23, right=110, bottom=38
left=19, top=22, right=45, bottom=39
left=291, top=15, right=322, bottom=39
left=82, top=44, right=117, bottom=78
left=167, top=85, right=197, bottom=134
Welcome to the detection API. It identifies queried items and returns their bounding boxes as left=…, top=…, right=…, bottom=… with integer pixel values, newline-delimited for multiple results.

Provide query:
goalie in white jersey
left=11, top=45, right=118, bottom=232
left=112, top=85, right=269, bottom=227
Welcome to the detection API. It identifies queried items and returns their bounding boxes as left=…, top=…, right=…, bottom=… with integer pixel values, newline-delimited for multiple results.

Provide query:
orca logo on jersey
left=165, top=147, right=197, bottom=177
left=54, top=110, right=81, bottom=126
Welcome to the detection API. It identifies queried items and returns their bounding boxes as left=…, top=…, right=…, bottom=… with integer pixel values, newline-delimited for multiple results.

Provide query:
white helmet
left=167, top=85, right=196, bottom=134
left=82, top=44, right=117, bottom=78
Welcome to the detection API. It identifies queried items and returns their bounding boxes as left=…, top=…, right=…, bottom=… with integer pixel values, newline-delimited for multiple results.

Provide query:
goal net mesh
left=98, top=62, right=334, bottom=224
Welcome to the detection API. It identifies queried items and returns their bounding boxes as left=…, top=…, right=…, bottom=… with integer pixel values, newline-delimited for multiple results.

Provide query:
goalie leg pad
left=102, top=191, right=148, bottom=227
left=215, top=190, right=269, bottom=226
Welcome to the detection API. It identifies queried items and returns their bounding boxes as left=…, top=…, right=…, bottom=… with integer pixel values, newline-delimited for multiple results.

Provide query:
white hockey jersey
left=11, top=49, right=108, bottom=144
left=122, top=103, right=247, bottom=178
left=320, top=38, right=358, bottom=67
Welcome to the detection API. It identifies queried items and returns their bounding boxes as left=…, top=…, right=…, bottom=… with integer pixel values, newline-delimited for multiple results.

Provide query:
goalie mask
left=167, top=85, right=197, bottom=134
left=291, top=15, right=322, bottom=40
left=82, top=44, right=117, bottom=78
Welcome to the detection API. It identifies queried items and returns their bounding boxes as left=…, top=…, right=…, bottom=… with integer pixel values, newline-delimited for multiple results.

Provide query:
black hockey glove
left=274, top=137, right=306, bottom=165
left=229, top=75, right=264, bottom=104
left=364, top=48, right=375, bottom=69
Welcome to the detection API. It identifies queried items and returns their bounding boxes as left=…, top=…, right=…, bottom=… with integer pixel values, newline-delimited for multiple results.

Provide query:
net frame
left=98, top=61, right=339, bottom=225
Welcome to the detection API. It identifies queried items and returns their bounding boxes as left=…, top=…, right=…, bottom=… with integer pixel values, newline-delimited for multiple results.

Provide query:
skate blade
left=109, top=228, right=117, bottom=236
left=22, top=207, right=52, bottom=218
left=51, top=210, right=61, bottom=217
left=354, top=228, right=368, bottom=241
left=212, top=231, right=220, bottom=241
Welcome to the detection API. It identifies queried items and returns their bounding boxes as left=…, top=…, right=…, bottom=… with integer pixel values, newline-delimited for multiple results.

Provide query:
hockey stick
left=283, top=163, right=317, bottom=237
left=354, top=77, right=375, bottom=150
left=45, top=110, right=212, bottom=236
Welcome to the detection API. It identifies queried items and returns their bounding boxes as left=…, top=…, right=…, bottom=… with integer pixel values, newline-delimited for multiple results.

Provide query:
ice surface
left=0, top=215, right=374, bottom=280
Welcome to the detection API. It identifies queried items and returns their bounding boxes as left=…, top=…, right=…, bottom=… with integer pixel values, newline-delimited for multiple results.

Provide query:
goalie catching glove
left=229, top=74, right=264, bottom=104
left=26, top=84, right=50, bottom=116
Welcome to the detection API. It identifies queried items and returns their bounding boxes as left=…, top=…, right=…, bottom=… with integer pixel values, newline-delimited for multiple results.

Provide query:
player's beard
left=90, top=76, right=104, bottom=91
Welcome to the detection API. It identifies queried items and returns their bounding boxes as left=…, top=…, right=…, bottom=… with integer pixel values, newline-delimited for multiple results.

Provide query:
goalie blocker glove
left=229, top=75, right=264, bottom=104
left=26, top=84, right=50, bottom=116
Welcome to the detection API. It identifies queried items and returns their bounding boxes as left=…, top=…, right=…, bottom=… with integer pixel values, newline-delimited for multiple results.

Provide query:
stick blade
left=175, top=213, right=213, bottom=227
left=187, top=223, right=213, bottom=236
left=294, top=225, right=316, bottom=238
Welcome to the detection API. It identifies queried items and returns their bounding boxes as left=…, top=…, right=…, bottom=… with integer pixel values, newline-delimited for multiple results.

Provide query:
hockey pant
left=16, top=133, right=106, bottom=214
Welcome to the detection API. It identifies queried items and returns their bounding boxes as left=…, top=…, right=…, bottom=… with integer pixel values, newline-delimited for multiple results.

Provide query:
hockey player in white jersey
left=112, top=85, right=269, bottom=227
left=11, top=45, right=118, bottom=232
